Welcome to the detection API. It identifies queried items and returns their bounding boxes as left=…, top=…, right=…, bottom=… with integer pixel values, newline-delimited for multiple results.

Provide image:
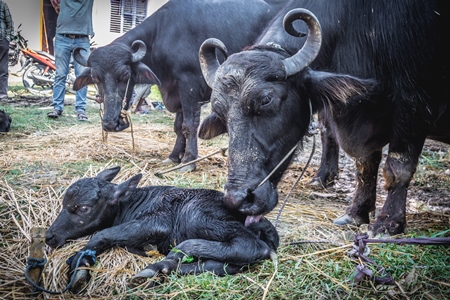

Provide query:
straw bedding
left=0, top=114, right=449, bottom=299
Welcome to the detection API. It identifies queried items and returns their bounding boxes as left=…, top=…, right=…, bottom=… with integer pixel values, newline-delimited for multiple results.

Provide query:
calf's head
left=0, top=110, right=11, bottom=132
left=46, top=166, right=142, bottom=249
left=72, top=40, right=160, bottom=132
left=199, top=9, right=376, bottom=223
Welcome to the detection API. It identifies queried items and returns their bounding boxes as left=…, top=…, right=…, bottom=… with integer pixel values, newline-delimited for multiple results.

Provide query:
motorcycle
left=8, top=25, right=27, bottom=68
left=9, top=24, right=94, bottom=98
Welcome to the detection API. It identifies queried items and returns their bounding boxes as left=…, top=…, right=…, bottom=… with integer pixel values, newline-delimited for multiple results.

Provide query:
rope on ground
left=155, top=147, right=228, bottom=176
left=24, top=250, right=97, bottom=295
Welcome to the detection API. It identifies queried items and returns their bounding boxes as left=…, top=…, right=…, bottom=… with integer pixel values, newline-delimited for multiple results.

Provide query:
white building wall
left=4, top=0, right=168, bottom=50
left=4, top=0, right=42, bottom=50
left=92, top=0, right=168, bottom=47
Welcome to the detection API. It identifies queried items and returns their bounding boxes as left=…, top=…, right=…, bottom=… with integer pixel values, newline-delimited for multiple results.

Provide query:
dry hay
left=1, top=119, right=449, bottom=299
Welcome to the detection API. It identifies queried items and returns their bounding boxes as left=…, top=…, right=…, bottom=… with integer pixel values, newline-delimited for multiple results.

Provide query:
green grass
left=1, top=83, right=173, bottom=134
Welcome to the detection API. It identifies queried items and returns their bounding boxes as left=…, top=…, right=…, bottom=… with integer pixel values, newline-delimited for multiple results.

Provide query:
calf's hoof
left=333, top=214, right=368, bottom=226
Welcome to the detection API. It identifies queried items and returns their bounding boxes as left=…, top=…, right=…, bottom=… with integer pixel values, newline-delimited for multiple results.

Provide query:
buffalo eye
left=118, top=70, right=130, bottom=83
left=261, top=95, right=272, bottom=107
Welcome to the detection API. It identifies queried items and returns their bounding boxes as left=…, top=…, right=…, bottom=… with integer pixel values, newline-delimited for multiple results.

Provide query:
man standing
left=47, top=0, right=93, bottom=121
left=0, top=0, right=14, bottom=101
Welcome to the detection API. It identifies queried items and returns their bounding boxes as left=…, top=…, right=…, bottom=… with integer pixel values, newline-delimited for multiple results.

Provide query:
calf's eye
left=78, top=206, right=91, bottom=214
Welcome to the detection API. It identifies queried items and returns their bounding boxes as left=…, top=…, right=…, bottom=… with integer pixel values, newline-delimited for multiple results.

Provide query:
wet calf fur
left=46, top=166, right=278, bottom=290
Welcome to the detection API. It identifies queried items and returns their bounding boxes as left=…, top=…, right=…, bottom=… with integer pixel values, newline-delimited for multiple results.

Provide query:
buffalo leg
left=311, top=112, right=340, bottom=187
left=334, top=150, right=381, bottom=226
left=179, top=100, right=202, bottom=171
left=370, top=139, right=425, bottom=237
left=167, top=111, right=186, bottom=164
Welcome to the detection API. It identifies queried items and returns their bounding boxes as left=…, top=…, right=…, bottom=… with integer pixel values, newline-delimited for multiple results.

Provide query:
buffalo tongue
left=245, top=215, right=262, bottom=227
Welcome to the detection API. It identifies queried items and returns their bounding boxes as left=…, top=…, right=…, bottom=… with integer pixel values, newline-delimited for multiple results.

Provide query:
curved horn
left=73, top=47, right=89, bottom=66
left=199, top=38, right=228, bottom=88
left=282, top=8, right=322, bottom=77
left=131, top=40, right=147, bottom=62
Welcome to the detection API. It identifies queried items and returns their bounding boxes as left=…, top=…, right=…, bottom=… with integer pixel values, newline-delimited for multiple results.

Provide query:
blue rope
left=24, top=250, right=97, bottom=295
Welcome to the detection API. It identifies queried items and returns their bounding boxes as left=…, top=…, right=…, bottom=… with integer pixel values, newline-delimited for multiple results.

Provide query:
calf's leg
left=66, top=220, right=170, bottom=292
left=130, top=233, right=275, bottom=287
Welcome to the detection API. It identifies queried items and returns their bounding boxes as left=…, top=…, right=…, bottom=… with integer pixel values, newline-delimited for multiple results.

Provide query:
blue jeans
left=52, top=33, right=90, bottom=113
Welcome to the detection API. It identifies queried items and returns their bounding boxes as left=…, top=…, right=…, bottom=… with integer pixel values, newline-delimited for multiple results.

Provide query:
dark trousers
left=0, top=39, right=9, bottom=98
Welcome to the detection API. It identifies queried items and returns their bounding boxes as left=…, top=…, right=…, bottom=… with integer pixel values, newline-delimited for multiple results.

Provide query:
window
left=110, top=0, right=148, bottom=33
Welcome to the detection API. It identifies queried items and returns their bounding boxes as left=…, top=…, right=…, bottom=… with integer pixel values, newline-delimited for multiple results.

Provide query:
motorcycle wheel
left=22, top=64, right=55, bottom=96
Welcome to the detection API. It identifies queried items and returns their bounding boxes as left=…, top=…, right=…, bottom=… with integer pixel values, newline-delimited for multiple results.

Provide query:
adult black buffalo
left=198, top=1, right=449, bottom=237
left=46, top=166, right=278, bottom=292
left=72, top=0, right=284, bottom=172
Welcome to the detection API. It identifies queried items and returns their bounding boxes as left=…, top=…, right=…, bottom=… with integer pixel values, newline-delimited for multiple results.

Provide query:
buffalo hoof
left=69, top=269, right=90, bottom=294
left=177, top=163, right=196, bottom=173
left=333, top=214, right=367, bottom=226
left=161, top=158, right=177, bottom=164
left=308, top=177, right=327, bottom=189
left=367, top=229, right=391, bottom=239
left=368, top=216, right=405, bottom=238
left=129, top=268, right=165, bottom=289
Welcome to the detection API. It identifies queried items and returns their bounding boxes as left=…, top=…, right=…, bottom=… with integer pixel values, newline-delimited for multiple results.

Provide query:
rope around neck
left=274, top=100, right=318, bottom=228
left=98, top=77, right=135, bottom=151
left=274, top=134, right=316, bottom=229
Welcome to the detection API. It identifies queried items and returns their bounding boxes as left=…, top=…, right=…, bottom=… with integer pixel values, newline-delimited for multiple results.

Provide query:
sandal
left=47, top=109, right=62, bottom=118
left=77, top=112, right=89, bottom=121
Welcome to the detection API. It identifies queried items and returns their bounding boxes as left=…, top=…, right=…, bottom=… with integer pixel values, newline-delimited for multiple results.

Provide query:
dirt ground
left=5, top=94, right=450, bottom=234
left=1, top=94, right=450, bottom=299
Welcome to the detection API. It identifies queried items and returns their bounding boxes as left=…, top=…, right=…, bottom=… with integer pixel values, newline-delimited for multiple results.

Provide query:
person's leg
left=73, top=37, right=90, bottom=118
left=51, top=34, right=72, bottom=113
left=0, top=39, right=10, bottom=99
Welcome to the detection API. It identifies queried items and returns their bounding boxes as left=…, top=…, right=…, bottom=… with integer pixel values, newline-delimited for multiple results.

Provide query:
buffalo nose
left=102, top=121, right=117, bottom=132
left=224, top=189, right=248, bottom=210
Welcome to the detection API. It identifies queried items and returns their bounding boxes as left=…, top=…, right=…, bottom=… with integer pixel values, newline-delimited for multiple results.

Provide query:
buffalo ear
left=73, top=68, right=94, bottom=91
left=305, top=70, right=377, bottom=108
left=133, top=62, right=161, bottom=86
left=96, top=166, right=121, bottom=182
left=198, top=112, right=227, bottom=139
left=112, top=174, right=142, bottom=204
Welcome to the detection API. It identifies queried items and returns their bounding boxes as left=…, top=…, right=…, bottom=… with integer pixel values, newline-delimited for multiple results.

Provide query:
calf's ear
left=112, top=174, right=143, bottom=203
left=96, top=166, right=121, bottom=182
left=73, top=68, right=94, bottom=91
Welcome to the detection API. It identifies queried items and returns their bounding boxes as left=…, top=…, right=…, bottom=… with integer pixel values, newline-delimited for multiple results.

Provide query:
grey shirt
left=56, top=0, right=94, bottom=36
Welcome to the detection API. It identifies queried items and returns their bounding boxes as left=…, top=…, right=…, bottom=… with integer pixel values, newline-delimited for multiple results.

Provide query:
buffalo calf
left=0, top=110, right=11, bottom=132
left=46, top=166, right=279, bottom=292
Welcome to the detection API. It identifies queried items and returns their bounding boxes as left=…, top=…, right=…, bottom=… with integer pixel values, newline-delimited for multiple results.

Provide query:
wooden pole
left=28, top=227, right=46, bottom=295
